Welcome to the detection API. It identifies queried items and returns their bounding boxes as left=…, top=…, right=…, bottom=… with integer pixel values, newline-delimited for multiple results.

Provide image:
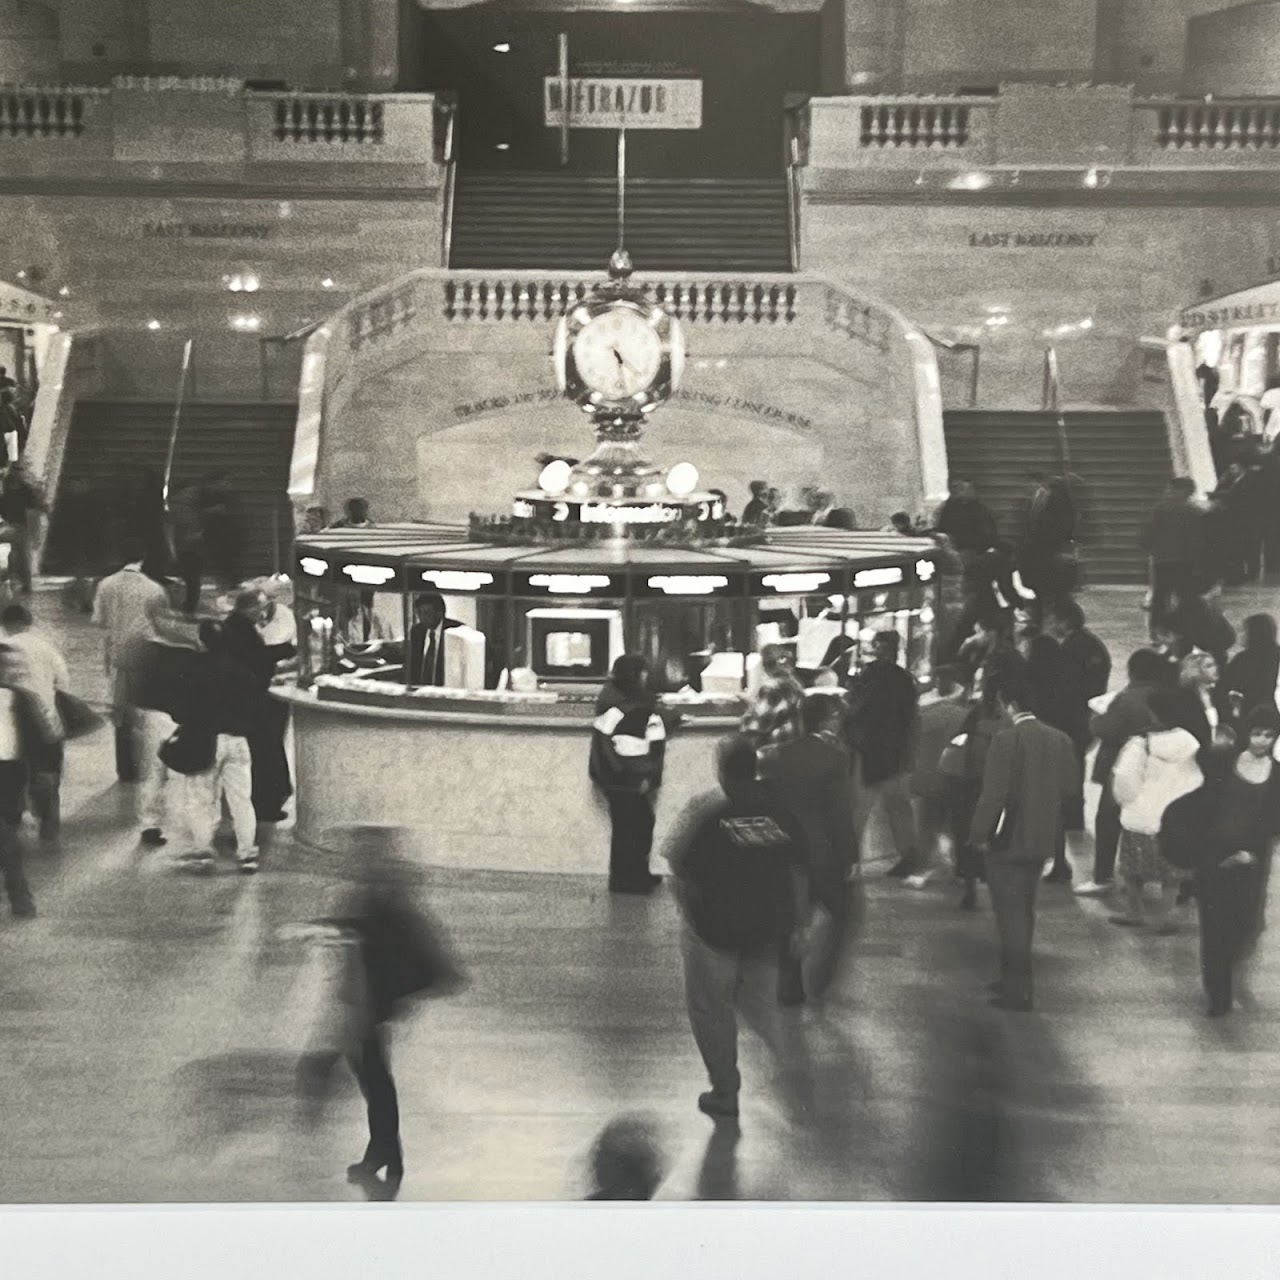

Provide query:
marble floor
left=3, top=582, right=1280, bottom=1205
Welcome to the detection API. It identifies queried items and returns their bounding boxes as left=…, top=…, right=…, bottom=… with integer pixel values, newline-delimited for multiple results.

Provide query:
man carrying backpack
left=664, top=734, right=808, bottom=1120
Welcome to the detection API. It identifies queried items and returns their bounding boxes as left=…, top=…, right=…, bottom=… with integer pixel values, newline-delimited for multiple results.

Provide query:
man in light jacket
left=970, top=673, right=1080, bottom=1011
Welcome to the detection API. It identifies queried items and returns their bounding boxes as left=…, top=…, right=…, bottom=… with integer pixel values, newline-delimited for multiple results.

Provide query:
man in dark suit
left=1019, top=472, right=1076, bottom=623
left=406, top=593, right=462, bottom=687
left=759, top=692, right=860, bottom=1002
left=970, top=673, right=1080, bottom=1011
left=1140, top=477, right=1206, bottom=635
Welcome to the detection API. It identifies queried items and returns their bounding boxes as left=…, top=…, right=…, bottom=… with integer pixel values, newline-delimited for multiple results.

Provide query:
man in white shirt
left=1, top=602, right=69, bottom=843
left=93, top=539, right=198, bottom=846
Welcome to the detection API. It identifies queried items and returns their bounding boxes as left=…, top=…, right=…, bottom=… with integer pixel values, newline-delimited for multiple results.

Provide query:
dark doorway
left=401, top=2, right=822, bottom=176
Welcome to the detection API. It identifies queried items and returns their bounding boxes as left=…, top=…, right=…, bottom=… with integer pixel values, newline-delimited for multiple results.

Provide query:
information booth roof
left=295, top=523, right=941, bottom=579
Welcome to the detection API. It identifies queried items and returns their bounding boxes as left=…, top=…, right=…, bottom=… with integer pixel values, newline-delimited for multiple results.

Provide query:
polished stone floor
left=3, top=582, right=1280, bottom=1204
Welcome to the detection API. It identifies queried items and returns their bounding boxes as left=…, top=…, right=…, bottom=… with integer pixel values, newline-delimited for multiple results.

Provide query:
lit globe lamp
left=537, top=459, right=573, bottom=495
left=665, top=462, right=699, bottom=498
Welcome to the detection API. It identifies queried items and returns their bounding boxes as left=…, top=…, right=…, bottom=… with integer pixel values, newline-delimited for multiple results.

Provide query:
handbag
left=158, top=724, right=217, bottom=776
left=56, top=690, right=104, bottom=741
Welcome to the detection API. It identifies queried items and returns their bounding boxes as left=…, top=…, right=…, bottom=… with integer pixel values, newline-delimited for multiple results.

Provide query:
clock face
left=572, top=306, right=664, bottom=401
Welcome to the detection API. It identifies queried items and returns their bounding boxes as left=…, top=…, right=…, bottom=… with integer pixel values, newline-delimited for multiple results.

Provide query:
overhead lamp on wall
left=948, top=171, right=992, bottom=192
left=492, top=42, right=511, bottom=53
left=1082, top=167, right=1111, bottom=190
left=146, top=319, right=161, bottom=331
left=231, top=314, right=260, bottom=332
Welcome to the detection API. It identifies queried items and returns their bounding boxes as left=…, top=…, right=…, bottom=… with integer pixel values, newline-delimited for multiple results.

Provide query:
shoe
left=644, top=872, right=663, bottom=889
left=697, top=1090, right=739, bottom=1120
left=11, top=898, right=36, bottom=919
left=1042, top=865, right=1072, bottom=884
left=988, top=995, right=1033, bottom=1012
left=177, top=851, right=215, bottom=876
left=140, top=828, right=167, bottom=847
left=904, top=872, right=936, bottom=890
left=1073, top=880, right=1113, bottom=897
left=1108, top=914, right=1144, bottom=927
left=238, top=850, right=260, bottom=875
left=1206, top=1004, right=1231, bottom=1019
left=886, top=859, right=914, bottom=879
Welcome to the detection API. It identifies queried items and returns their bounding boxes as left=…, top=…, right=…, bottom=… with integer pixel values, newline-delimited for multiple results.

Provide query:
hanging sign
left=544, top=77, right=702, bottom=130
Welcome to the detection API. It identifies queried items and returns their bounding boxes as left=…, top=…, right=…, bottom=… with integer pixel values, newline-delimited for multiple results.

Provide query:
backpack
left=682, top=805, right=796, bottom=953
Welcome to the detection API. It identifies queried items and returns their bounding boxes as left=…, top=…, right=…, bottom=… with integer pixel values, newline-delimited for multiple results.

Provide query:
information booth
left=280, top=521, right=941, bottom=874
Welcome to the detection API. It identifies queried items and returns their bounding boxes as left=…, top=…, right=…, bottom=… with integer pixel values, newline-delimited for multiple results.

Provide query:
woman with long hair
left=1223, top=613, right=1280, bottom=723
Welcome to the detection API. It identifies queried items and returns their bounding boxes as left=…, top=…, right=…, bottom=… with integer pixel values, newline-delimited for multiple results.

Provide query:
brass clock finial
left=608, top=249, right=633, bottom=281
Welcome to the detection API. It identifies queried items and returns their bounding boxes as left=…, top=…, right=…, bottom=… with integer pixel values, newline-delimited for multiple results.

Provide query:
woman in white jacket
left=1109, top=689, right=1204, bottom=930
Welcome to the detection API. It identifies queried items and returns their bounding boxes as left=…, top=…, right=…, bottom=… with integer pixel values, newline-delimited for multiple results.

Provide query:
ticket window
left=524, top=606, right=624, bottom=682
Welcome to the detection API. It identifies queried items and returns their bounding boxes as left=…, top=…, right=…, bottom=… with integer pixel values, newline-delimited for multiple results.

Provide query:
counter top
left=273, top=683, right=742, bottom=732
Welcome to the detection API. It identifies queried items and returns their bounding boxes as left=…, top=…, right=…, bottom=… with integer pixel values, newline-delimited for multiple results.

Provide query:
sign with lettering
left=968, top=232, right=1099, bottom=249
left=1181, top=297, right=1280, bottom=334
left=544, top=77, right=702, bottom=130
left=141, top=221, right=275, bottom=240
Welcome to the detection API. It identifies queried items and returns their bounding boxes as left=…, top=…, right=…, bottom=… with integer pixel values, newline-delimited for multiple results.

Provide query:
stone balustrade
left=808, top=86, right=1280, bottom=173
left=0, top=80, right=442, bottom=187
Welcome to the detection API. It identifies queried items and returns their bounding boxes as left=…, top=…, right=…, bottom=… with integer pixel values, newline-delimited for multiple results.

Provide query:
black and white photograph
left=6, top=0, right=1280, bottom=1264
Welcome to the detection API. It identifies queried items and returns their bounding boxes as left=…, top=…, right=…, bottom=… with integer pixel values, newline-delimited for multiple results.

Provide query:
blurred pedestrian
left=1223, top=614, right=1280, bottom=720
left=1077, top=648, right=1164, bottom=897
left=741, top=481, right=770, bottom=528
left=298, top=506, right=329, bottom=536
left=848, top=630, right=920, bottom=877
left=1140, top=477, right=1206, bottom=635
left=665, top=735, right=806, bottom=1119
left=970, top=673, right=1080, bottom=1011
left=906, top=663, right=972, bottom=888
left=0, top=643, right=37, bottom=918
left=1018, top=473, right=1077, bottom=623
left=1108, top=689, right=1204, bottom=931
left=759, top=693, right=860, bottom=1001
left=0, top=386, right=27, bottom=462
left=0, top=460, right=46, bottom=595
left=294, top=828, right=465, bottom=1196
left=1, top=602, right=70, bottom=845
left=330, top=497, right=373, bottom=530
left=1168, top=583, right=1236, bottom=674
left=741, top=642, right=805, bottom=748
left=590, top=654, right=667, bottom=895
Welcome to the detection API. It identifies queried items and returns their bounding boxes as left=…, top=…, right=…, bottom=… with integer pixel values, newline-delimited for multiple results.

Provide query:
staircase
left=942, top=409, right=1174, bottom=584
left=449, top=172, right=792, bottom=272
left=44, top=400, right=297, bottom=579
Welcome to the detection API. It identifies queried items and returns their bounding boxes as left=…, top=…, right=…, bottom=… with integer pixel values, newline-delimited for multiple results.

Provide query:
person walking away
left=1044, top=598, right=1111, bottom=878
left=1107, top=689, right=1204, bottom=930
left=293, top=827, right=465, bottom=1196
left=741, top=642, right=805, bottom=747
left=93, top=538, right=197, bottom=841
left=969, top=673, right=1080, bottom=1011
left=0, top=461, right=46, bottom=595
left=0, top=644, right=37, bottom=917
left=168, top=481, right=205, bottom=614
left=1224, top=614, right=1280, bottom=721
left=1168, top=582, right=1236, bottom=675
left=1, top=603, right=70, bottom=844
left=848, top=629, right=921, bottom=877
left=174, top=620, right=261, bottom=874
left=1076, top=648, right=1164, bottom=897
left=946, top=659, right=1018, bottom=910
left=934, top=477, right=999, bottom=582
left=590, top=654, right=667, bottom=895
left=1165, top=707, right=1280, bottom=1017
left=223, top=589, right=296, bottom=845
left=664, top=734, right=807, bottom=1119
left=1141, top=477, right=1206, bottom=636
left=904, top=664, right=972, bottom=889
left=1018, top=473, right=1076, bottom=624
left=758, top=692, right=860, bottom=1002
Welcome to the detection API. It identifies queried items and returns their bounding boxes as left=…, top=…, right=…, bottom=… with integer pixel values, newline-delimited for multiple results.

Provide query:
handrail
left=439, top=101, right=457, bottom=268
left=1042, top=345, right=1072, bottom=474
left=162, top=339, right=193, bottom=508
left=782, top=99, right=807, bottom=273
left=925, top=332, right=980, bottom=407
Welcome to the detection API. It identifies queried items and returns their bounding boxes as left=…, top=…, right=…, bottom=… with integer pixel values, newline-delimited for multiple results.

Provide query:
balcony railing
left=1150, top=100, right=1280, bottom=151
left=0, top=87, right=104, bottom=139
left=270, top=94, right=385, bottom=145
left=859, top=101, right=973, bottom=150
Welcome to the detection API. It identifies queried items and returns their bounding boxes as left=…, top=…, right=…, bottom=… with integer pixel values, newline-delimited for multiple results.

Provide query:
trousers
left=0, top=759, right=32, bottom=912
left=854, top=765, right=919, bottom=865
left=1093, top=779, right=1122, bottom=884
left=1150, top=560, right=1196, bottom=634
left=182, top=733, right=257, bottom=856
left=132, top=706, right=175, bottom=830
left=985, top=856, right=1043, bottom=1007
left=680, top=921, right=792, bottom=1102
left=605, top=789, right=655, bottom=888
left=1198, top=861, right=1264, bottom=1013
left=349, top=1028, right=402, bottom=1170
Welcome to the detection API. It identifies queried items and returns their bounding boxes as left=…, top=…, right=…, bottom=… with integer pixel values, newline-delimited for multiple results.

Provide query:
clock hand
left=611, top=346, right=643, bottom=377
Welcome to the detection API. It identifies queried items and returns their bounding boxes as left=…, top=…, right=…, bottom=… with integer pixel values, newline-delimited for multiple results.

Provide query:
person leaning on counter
left=406, top=593, right=462, bottom=687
